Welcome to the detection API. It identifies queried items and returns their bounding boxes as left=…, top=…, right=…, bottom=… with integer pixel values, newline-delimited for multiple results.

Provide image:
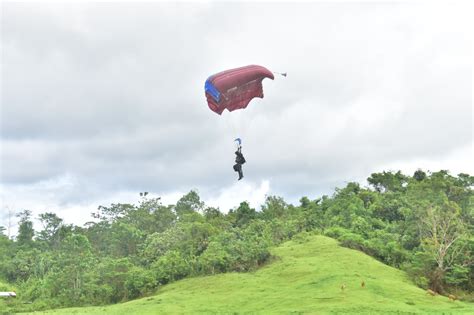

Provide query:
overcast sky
left=1, top=1, right=472, bottom=235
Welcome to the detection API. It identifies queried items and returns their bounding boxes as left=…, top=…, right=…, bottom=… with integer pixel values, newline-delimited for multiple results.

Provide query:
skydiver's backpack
left=236, top=152, right=246, bottom=164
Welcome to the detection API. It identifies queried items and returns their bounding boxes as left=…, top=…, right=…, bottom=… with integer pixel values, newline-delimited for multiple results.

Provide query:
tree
left=37, top=212, right=64, bottom=249
left=16, top=210, right=34, bottom=246
left=128, top=198, right=174, bottom=234
left=141, top=226, right=187, bottom=265
left=234, top=202, right=257, bottom=227
left=418, top=201, right=470, bottom=291
left=54, top=234, right=94, bottom=304
left=371, top=192, right=406, bottom=222
left=109, top=222, right=144, bottom=258
left=147, top=200, right=176, bottom=233
left=151, top=250, right=191, bottom=285
left=299, top=197, right=325, bottom=232
left=175, top=190, right=205, bottom=220
left=368, top=171, right=408, bottom=193
left=261, top=196, right=288, bottom=220
left=92, top=203, right=135, bottom=223
left=414, top=169, right=427, bottom=181
left=0, top=228, right=13, bottom=282
left=9, top=248, right=42, bottom=282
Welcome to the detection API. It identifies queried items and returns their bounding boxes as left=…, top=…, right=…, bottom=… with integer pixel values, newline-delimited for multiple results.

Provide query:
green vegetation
left=0, top=170, right=472, bottom=314
left=18, top=235, right=474, bottom=314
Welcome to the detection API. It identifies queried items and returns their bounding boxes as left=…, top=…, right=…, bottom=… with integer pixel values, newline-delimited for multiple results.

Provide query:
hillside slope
left=22, top=234, right=473, bottom=314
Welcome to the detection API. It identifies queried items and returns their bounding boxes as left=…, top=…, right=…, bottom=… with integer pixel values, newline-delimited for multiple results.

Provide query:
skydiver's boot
left=238, top=170, right=243, bottom=180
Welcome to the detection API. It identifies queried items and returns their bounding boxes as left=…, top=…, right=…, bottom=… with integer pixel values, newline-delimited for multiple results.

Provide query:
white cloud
left=205, top=180, right=271, bottom=213
left=1, top=1, right=472, bottom=232
left=373, top=143, right=474, bottom=179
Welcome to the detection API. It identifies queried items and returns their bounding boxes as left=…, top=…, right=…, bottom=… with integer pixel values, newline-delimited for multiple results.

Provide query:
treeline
left=0, top=170, right=472, bottom=312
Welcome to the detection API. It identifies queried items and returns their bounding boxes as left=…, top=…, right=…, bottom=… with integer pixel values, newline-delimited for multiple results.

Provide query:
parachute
left=204, top=65, right=275, bottom=115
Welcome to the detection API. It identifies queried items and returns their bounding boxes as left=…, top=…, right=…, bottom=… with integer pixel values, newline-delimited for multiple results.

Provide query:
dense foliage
left=0, top=170, right=472, bottom=313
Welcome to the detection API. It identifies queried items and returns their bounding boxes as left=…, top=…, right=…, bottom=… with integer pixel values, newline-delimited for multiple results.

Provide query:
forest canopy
left=1, top=170, right=472, bottom=313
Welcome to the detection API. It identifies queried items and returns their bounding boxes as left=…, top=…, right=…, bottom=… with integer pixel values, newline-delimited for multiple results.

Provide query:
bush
left=323, top=226, right=350, bottom=239
left=151, top=251, right=192, bottom=285
left=125, top=267, right=157, bottom=299
left=339, top=232, right=366, bottom=251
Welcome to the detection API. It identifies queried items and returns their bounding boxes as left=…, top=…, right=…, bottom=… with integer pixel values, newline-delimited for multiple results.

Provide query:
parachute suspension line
left=232, top=120, right=239, bottom=144
left=233, top=111, right=243, bottom=147
left=224, top=111, right=240, bottom=146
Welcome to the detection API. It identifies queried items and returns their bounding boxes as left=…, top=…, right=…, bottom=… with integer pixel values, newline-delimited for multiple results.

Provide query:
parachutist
left=233, top=145, right=246, bottom=180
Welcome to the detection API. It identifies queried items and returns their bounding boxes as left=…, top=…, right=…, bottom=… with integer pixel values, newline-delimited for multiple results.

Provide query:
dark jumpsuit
left=233, top=147, right=245, bottom=180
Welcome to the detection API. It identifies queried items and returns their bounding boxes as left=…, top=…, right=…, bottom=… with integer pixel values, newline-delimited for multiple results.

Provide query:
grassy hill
left=21, top=234, right=473, bottom=314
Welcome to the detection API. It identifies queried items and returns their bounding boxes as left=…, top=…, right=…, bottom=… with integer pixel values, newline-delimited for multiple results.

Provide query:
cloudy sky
left=1, top=1, right=472, bottom=234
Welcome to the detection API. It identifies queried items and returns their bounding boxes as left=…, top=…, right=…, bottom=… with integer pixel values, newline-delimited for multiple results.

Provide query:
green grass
left=1, top=279, right=17, bottom=314
left=0, top=279, right=16, bottom=291
left=21, top=234, right=474, bottom=314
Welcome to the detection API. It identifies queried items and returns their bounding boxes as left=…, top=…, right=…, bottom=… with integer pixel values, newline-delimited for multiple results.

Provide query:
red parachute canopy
left=204, top=65, right=274, bottom=115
